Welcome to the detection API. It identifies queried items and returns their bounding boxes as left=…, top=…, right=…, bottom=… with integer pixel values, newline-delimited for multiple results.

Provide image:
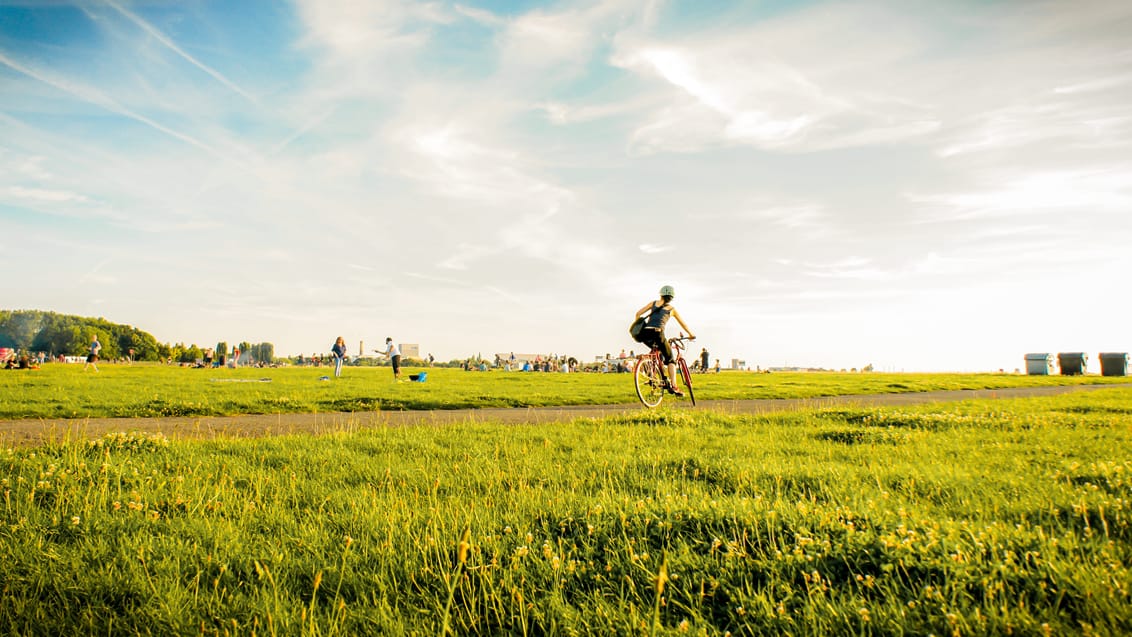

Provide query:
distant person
left=331, top=336, right=347, bottom=378
left=633, top=285, right=695, bottom=395
left=375, top=337, right=402, bottom=381
left=714, top=360, right=721, bottom=373
left=700, top=347, right=709, bottom=372
left=231, top=345, right=240, bottom=368
left=428, top=353, right=434, bottom=367
left=83, top=336, right=101, bottom=372
left=204, top=348, right=214, bottom=368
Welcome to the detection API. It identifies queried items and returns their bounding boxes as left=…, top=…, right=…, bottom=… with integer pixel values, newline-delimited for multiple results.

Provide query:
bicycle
left=633, top=335, right=696, bottom=408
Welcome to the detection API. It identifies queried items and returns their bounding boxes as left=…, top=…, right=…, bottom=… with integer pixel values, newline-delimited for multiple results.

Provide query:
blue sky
left=2, top=0, right=1129, bottom=370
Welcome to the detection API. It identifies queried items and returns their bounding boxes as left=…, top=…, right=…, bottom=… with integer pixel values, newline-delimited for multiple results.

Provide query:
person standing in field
left=700, top=347, right=709, bottom=372
left=231, top=345, right=240, bottom=368
left=83, top=336, right=101, bottom=372
left=634, top=285, right=695, bottom=396
left=331, top=336, right=347, bottom=378
left=375, top=337, right=402, bottom=381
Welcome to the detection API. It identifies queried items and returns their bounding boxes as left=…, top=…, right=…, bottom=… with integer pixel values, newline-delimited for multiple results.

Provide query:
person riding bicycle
left=634, top=285, right=696, bottom=396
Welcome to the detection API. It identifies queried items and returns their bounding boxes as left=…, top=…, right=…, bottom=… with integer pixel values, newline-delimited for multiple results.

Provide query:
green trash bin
left=1024, top=353, right=1052, bottom=375
left=1058, top=352, right=1087, bottom=376
left=1099, top=353, right=1128, bottom=377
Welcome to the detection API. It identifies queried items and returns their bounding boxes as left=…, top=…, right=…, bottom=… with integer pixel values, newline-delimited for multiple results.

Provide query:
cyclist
left=634, top=285, right=696, bottom=395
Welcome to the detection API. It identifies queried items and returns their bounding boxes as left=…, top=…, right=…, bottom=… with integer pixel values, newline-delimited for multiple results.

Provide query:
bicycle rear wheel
left=634, top=357, right=664, bottom=408
left=678, top=358, right=696, bottom=406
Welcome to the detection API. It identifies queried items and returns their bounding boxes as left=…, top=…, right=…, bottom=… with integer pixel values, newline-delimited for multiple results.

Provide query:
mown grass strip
left=1, top=363, right=1128, bottom=420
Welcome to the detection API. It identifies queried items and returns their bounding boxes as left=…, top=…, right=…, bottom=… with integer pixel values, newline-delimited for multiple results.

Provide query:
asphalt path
left=2, top=383, right=1127, bottom=448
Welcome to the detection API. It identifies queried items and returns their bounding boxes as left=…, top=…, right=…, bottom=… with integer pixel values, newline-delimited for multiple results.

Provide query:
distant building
left=401, top=343, right=420, bottom=358
left=731, top=359, right=746, bottom=370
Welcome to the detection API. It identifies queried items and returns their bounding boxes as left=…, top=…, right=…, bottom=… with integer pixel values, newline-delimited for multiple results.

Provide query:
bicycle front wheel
left=634, top=357, right=664, bottom=408
left=678, top=358, right=696, bottom=406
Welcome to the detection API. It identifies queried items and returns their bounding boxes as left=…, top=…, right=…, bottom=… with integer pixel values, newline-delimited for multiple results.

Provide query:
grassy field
left=1, top=362, right=1129, bottom=420
left=1, top=387, right=1130, bottom=635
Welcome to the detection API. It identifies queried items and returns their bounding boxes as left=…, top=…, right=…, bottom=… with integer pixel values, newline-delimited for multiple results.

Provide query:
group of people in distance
left=325, top=285, right=698, bottom=388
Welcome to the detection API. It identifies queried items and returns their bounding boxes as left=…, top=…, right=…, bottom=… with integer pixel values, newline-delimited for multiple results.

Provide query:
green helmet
left=659, top=285, right=675, bottom=298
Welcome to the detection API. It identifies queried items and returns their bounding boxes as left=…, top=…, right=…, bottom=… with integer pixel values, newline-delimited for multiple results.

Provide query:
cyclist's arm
left=671, top=309, right=696, bottom=340
left=635, top=301, right=656, bottom=318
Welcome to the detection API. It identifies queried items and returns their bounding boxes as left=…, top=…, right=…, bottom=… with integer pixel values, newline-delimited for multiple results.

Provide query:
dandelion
left=71, top=516, right=80, bottom=526
left=858, top=608, right=870, bottom=623
left=678, top=619, right=689, bottom=632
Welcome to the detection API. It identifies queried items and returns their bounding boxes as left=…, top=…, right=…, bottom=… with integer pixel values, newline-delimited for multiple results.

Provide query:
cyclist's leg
left=657, top=338, right=682, bottom=395
left=643, top=330, right=668, bottom=382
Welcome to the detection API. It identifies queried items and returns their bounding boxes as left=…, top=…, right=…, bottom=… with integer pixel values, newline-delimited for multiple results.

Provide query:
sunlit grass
left=1, top=388, right=1130, bottom=635
left=0, top=363, right=1127, bottom=419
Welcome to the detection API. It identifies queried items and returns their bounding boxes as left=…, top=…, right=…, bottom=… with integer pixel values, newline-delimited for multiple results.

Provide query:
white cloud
left=911, top=166, right=1132, bottom=219
left=5, top=185, right=89, bottom=204
left=609, top=4, right=948, bottom=155
left=296, top=0, right=451, bottom=59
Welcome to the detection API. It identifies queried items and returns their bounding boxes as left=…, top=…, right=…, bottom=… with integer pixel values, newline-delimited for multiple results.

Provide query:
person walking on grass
left=331, top=336, right=347, bottom=378
left=633, top=285, right=695, bottom=396
left=83, top=336, right=101, bottom=372
left=375, top=337, right=402, bottom=381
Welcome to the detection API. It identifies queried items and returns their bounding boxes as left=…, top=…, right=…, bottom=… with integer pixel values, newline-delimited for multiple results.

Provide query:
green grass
left=1, top=363, right=1128, bottom=420
left=1, top=388, right=1130, bottom=635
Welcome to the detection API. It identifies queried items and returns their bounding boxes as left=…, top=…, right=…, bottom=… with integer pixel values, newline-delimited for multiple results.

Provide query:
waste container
left=1099, top=352, right=1128, bottom=377
left=1057, top=352, right=1087, bottom=375
left=1024, top=353, right=1053, bottom=375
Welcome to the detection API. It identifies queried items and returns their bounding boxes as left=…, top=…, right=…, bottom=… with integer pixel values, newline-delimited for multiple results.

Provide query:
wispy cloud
left=0, top=51, right=220, bottom=156
left=104, top=0, right=259, bottom=106
left=910, top=166, right=1132, bottom=220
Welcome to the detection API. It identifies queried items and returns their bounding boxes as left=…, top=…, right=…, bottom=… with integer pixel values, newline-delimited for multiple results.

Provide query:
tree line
left=0, top=310, right=274, bottom=364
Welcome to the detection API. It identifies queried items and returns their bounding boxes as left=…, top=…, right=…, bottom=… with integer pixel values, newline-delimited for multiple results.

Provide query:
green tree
left=182, top=345, right=203, bottom=363
left=63, top=326, right=87, bottom=356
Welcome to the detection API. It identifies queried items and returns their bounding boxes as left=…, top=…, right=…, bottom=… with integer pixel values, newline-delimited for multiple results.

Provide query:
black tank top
left=644, top=302, right=671, bottom=330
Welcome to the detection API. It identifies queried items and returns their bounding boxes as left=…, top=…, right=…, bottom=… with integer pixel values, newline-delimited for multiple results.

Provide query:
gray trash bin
left=1058, top=352, right=1087, bottom=376
left=1099, top=352, right=1128, bottom=377
left=1024, top=353, right=1052, bottom=375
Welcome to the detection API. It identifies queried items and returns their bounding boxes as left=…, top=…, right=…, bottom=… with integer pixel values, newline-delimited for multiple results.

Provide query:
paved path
left=1, top=384, right=1124, bottom=448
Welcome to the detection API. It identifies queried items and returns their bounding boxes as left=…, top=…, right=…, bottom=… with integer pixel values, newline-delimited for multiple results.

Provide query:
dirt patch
left=2, top=384, right=1124, bottom=448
